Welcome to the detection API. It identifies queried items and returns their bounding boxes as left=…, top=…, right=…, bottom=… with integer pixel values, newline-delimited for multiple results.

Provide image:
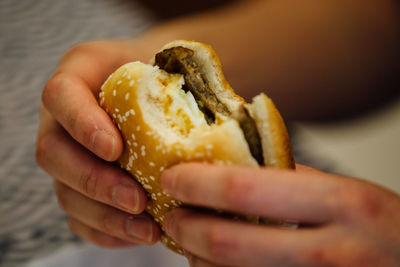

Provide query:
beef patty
left=155, top=46, right=264, bottom=165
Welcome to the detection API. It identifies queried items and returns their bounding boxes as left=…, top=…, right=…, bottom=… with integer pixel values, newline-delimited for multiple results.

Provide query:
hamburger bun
left=99, top=40, right=295, bottom=254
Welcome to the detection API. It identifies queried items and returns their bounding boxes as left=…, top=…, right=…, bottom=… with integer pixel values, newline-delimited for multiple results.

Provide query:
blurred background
left=0, top=0, right=399, bottom=266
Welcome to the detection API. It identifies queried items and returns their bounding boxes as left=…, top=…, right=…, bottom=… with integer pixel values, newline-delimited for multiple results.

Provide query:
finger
left=165, top=209, right=323, bottom=267
left=295, top=164, right=325, bottom=173
left=162, top=163, right=341, bottom=223
left=67, top=217, right=138, bottom=248
left=42, top=71, right=122, bottom=161
left=36, top=109, right=147, bottom=214
left=42, top=41, right=139, bottom=161
left=185, top=251, right=228, bottom=267
left=55, top=181, right=161, bottom=244
left=56, top=40, right=145, bottom=91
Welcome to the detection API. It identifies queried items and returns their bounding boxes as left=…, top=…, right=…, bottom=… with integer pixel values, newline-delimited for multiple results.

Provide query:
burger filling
left=155, top=46, right=264, bottom=166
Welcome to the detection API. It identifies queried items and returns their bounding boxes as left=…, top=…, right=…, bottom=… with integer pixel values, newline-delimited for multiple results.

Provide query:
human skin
left=36, top=0, right=399, bottom=260
left=161, top=163, right=400, bottom=266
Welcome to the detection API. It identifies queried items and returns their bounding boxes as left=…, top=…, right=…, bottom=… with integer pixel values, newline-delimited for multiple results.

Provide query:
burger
left=99, top=40, right=295, bottom=254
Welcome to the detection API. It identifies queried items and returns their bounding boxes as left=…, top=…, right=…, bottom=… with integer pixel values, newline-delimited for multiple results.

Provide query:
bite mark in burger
left=155, top=46, right=265, bottom=165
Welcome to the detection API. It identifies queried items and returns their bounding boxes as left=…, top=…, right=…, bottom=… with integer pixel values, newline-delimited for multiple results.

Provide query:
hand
left=36, top=39, right=161, bottom=247
left=161, top=163, right=400, bottom=266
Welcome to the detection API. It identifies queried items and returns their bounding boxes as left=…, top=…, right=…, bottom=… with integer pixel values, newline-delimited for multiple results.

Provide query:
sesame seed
left=131, top=133, right=135, bottom=140
left=125, top=93, right=130, bottom=100
left=149, top=162, right=155, bottom=167
left=150, top=176, right=155, bottom=181
left=133, top=142, right=138, bottom=147
left=143, top=184, right=152, bottom=190
left=206, top=144, right=214, bottom=150
left=142, top=150, right=146, bottom=157
left=117, top=80, right=122, bottom=85
left=127, top=140, right=131, bottom=146
left=122, top=71, right=127, bottom=77
left=136, top=125, right=140, bottom=131
left=113, top=89, right=116, bottom=96
left=146, top=131, right=152, bottom=136
left=164, top=203, right=170, bottom=208
left=176, top=151, right=182, bottom=157
left=127, top=74, right=131, bottom=79
left=129, top=80, right=134, bottom=87
left=151, top=193, right=157, bottom=200
left=136, top=170, right=142, bottom=175
left=141, top=145, right=145, bottom=151
left=157, top=192, right=162, bottom=196
left=134, top=152, right=138, bottom=159
left=159, top=166, right=165, bottom=172
left=194, top=152, right=204, bottom=158
left=112, top=114, right=116, bottom=119
left=129, top=109, right=135, bottom=116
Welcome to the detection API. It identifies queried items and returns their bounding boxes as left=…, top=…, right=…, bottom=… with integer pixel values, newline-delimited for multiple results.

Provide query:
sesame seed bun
left=99, top=40, right=294, bottom=254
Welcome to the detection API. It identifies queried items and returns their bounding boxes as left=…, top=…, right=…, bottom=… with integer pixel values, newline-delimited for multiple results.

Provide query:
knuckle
left=78, top=165, right=99, bottom=199
left=42, top=72, right=69, bottom=109
left=336, top=183, right=383, bottom=220
left=35, top=134, right=50, bottom=169
left=223, top=173, right=252, bottom=208
left=353, top=185, right=383, bottom=219
left=206, top=223, right=235, bottom=261
left=42, top=72, right=81, bottom=136
left=61, top=42, right=96, bottom=62
left=54, top=183, right=69, bottom=212
left=301, top=245, right=332, bottom=266
left=99, top=209, right=113, bottom=234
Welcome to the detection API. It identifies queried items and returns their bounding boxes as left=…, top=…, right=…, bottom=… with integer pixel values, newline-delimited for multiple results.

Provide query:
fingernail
left=161, top=169, right=176, bottom=195
left=90, top=130, right=116, bottom=161
left=112, top=184, right=140, bottom=213
left=126, top=215, right=153, bottom=244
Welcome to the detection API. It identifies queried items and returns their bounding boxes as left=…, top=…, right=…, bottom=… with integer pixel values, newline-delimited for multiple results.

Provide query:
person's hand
left=161, top=163, right=400, bottom=266
left=36, top=39, right=162, bottom=247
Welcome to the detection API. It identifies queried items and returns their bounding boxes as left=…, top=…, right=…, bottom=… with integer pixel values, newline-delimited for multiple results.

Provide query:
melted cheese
left=158, top=73, right=209, bottom=135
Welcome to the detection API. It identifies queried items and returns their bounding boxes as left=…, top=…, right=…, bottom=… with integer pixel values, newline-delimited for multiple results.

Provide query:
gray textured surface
left=0, top=1, right=154, bottom=266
